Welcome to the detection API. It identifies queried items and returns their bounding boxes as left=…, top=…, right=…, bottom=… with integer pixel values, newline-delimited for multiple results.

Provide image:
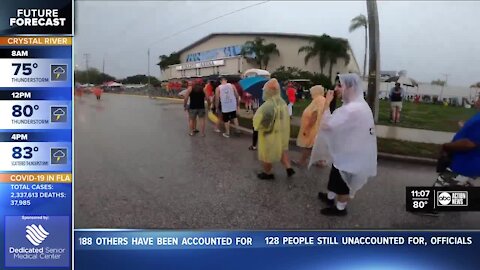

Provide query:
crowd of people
left=183, top=73, right=381, bottom=216
left=182, top=72, right=480, bottom=217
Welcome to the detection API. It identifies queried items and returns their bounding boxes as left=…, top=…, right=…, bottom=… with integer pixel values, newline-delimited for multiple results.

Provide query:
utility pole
left=83, top=53, right=90, bottom=84
left=147, top=48, right=151, bottom=85
left=102, top=54, right=105, bottom=74
left=366, top=0, right=380, bottom=122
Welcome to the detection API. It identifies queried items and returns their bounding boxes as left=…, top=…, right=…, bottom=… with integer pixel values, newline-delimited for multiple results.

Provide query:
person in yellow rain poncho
left=253, top=78, right=296, bottom=180
left=292, top=85, right=326, bottom=167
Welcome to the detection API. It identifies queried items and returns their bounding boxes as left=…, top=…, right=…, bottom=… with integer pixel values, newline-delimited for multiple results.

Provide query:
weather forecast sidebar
left=0, top=1, right=73, bottom=268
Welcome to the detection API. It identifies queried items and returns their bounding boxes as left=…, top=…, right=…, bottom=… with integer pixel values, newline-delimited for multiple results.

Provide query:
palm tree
left=326, top=38, right=351, bottom=82
left=241, top=37, right=279, bottom=70
left=470, top=82, right=480, bottom=88
left=298, top=34, right=331, bottom=76
left=261, top=43, right=279, bottom=70
left=432, top=79, right=447, bottom=100
left=157, top=52, right=181, bottom=71
left=349, top=14, right=368, bottom=79
left=158, top=55, right=170, bottom=71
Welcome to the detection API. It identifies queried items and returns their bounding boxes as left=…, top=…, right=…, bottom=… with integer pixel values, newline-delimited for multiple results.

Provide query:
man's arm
left=232, top=85, right=240, bottom=103
left=183, top=87, right=192, bottom=110
left=204, top=88, right=211, bottom=109
left=215, top=87, right=220, bottom=110
left=443, top=139, right=477, bottom=153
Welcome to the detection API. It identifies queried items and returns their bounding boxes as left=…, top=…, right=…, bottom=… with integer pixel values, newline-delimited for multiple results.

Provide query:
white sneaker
left=214, top=128, right=221, bottom=133
left=222, top=133, right=230, bottom=138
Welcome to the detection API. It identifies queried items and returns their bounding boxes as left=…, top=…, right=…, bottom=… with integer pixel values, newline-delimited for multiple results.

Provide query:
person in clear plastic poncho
left=310, top=73, right=377, bottom=216
left=253, top=78, right=295, bottom=180
left=292, top=85, right=326, bottom=167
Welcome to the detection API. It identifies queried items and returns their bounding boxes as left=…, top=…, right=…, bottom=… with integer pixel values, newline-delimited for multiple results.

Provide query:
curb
left=208, top=112, right=437, bottom=166
left=152, top=96, right=184, bottom=102
left=377, top=153, right=436, bottom=166
left=108, top=92, right=184, bottom=102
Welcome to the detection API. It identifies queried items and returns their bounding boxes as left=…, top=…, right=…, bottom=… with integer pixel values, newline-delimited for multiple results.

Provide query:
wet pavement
left=74, top=94, right=480, bottom=229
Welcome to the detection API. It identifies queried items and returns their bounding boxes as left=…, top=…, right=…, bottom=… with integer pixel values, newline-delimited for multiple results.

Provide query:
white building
left=160, top=32, right=360, bottom=81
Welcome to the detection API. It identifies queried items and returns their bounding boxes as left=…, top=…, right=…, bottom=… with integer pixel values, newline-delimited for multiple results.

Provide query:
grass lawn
left=238, top=116, right=439, bottom=159
left=377, top=100, right=475, bottom=132
left=291, top=98, right=476, bottom=132
left=377, top=138, right=439, bottom=159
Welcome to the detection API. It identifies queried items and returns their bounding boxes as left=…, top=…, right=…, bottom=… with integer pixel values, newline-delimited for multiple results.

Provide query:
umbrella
left=385, top=76, right=418, bottom=87
left=239, top=77, right=268, bottom=101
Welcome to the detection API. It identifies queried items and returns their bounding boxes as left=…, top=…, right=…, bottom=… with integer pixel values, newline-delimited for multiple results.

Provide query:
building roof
left=176, top=32, right=350, bottom=55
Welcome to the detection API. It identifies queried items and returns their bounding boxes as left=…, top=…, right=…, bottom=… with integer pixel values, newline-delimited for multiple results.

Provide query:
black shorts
left=222, top=111, right=237, bottom=122
left=327, top=166, right=350, bottom=195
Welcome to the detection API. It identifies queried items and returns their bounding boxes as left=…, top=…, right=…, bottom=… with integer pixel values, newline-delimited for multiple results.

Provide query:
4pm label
left=4, top=215, right=70, bottom=267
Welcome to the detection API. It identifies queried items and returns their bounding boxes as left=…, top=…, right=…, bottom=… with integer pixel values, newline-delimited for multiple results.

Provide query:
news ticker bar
left=74, top=230, right=475, bottom=250
left=406, top=187, right=480, bottom=212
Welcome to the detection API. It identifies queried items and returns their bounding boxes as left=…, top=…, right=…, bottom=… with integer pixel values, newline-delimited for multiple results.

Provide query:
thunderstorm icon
left=52, top=108, right=66, bottom=121
left=53, top=66, right=66, bottom=79
left=52, top=150, right=66, bottom=162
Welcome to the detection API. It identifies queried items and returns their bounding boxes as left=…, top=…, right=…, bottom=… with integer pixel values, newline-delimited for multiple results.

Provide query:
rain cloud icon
left=53, top=108, right=66, bottom=121
left=53, top=150, right=66, bottom=162
left=53, top=66, right=66, bottom=79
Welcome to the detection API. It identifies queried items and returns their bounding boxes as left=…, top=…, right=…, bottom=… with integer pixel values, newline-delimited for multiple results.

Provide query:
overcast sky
left=74, top=1, right=480, bottom=87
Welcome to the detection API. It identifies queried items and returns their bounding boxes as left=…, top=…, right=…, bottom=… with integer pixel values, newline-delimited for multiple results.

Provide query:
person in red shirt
left=204, top=81, right=214, bottom=105
left=91, top=86, right=103, bottom=101
left=286, top=82, right=297, bottom=118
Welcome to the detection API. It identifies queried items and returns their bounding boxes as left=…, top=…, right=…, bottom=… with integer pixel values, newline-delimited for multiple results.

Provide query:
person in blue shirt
left=435, top=98, right=480, bottom=186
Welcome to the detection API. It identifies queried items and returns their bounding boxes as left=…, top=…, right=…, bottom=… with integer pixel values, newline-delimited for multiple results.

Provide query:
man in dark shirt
left=184, top=82, right=210, bottom=137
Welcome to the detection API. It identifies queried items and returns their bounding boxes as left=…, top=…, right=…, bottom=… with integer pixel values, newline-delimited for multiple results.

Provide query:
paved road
left=74, top=94, right=480, bottom=229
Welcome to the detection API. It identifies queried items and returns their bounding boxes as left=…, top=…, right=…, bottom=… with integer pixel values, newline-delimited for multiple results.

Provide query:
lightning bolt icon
left=56, top=114, right=61, bottom=120
left=56, top=73, right=61, bottom=79
left=57, top=156, right=61, bottom=162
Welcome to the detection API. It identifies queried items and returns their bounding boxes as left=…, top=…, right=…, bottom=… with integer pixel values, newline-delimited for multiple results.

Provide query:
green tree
left=271, top=66, right=332, bottom=90
left=121, top=74, right=160, bottom=85
left=157, top=52, right=181, bottom=71
left=74, top=68, right=115, bottom=85
left=326, top=38, right=351, bottom=82
left=271, top=66, right=302, bottom=82
left=431, top=79, right=446, bottom=87
left=241, top=37, right=279, bottom=70
left=298, top=34, right=331, bottom=76
left=349, top=14, right=368, bottom=79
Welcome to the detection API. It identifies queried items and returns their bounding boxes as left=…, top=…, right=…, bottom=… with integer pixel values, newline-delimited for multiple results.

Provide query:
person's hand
left=458, top=121, right=465, bottom=128
left=325, top=90, right=335, bottom=104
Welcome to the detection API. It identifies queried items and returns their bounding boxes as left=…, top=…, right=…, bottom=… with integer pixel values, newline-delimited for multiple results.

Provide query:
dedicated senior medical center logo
left=26, top=224, right=50, bottom=246
left=5, top=215, right=70, bottom=267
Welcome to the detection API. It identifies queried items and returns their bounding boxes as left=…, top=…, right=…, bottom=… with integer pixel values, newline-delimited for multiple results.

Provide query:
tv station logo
left=436, top=191, right=468, bottom=207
